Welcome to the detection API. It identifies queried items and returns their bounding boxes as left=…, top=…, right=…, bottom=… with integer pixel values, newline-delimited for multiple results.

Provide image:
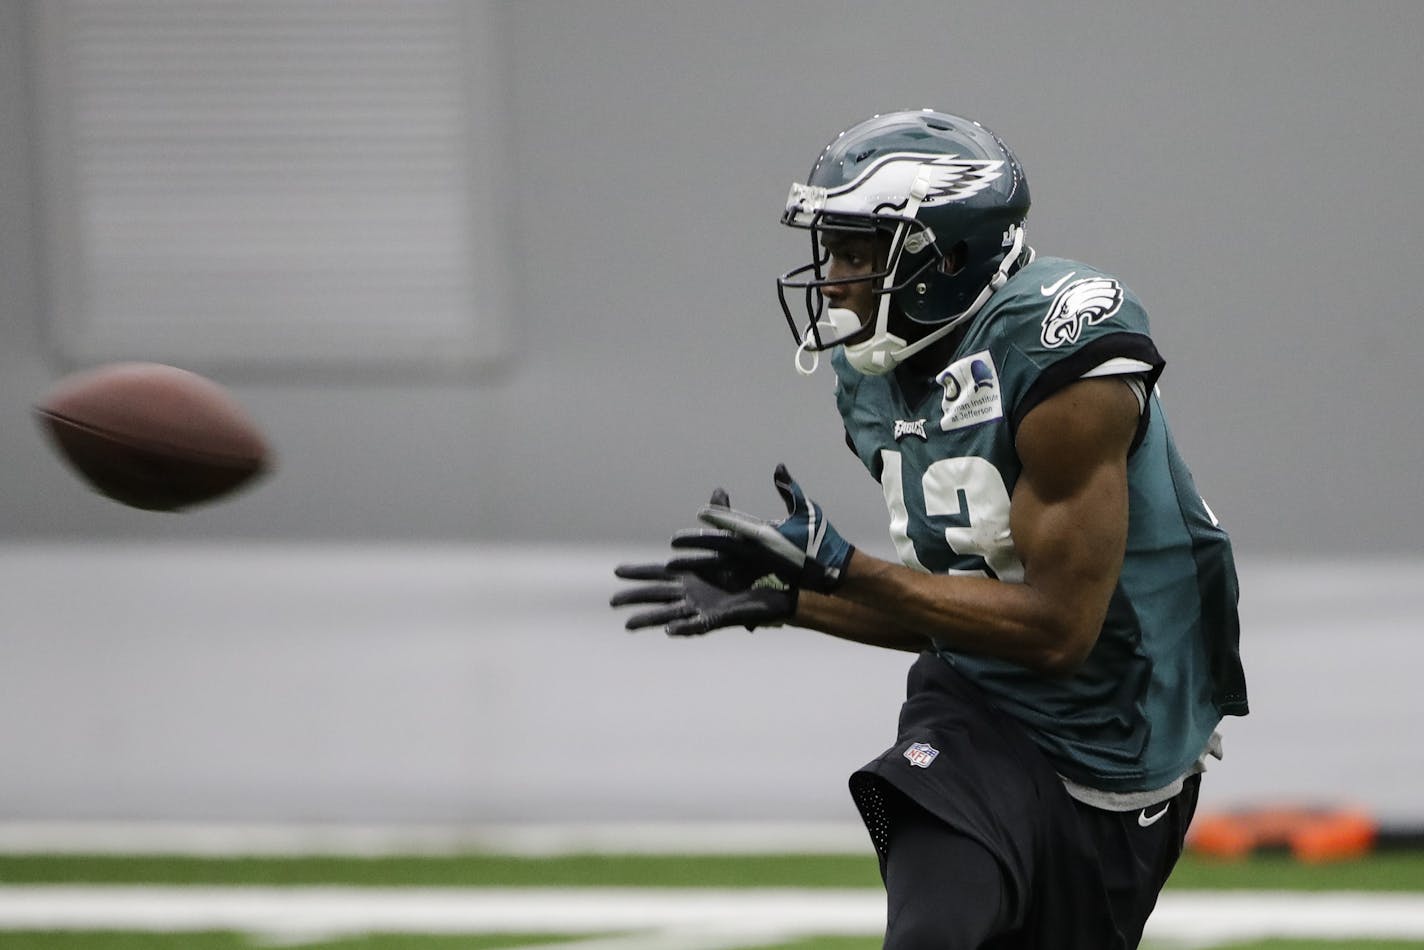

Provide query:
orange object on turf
left=1187, top=806, right=1378, bottom=862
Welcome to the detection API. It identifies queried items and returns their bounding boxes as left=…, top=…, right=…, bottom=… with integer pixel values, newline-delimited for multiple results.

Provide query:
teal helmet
left=778, top=110, right=1031, bottom=375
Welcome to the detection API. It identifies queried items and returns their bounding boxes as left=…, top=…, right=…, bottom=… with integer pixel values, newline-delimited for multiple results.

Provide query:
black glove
left=609, top=562, right=795, bottom=636
left=610, top=488, right=796, bottom=636
left=671, top=464, right=855, bottom=594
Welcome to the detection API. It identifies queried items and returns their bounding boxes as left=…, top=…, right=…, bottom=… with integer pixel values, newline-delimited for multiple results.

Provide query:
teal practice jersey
left=833, top=256, right=1248, bottom=793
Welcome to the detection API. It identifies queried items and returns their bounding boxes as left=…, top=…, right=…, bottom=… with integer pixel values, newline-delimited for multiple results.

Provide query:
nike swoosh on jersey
left=1040, top=272, right=1077, bottom=296
left=1138, top=802, right=1171, bottom=827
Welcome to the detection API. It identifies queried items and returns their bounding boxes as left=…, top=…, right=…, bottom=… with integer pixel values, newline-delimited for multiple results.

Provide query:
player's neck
left=910, top=323, right=969, bottom=375
left=894, top=324, right=968, bottom=404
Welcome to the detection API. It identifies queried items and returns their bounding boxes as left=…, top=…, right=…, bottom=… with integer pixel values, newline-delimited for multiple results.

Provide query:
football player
left=611, top=110, right=1247, bottom=950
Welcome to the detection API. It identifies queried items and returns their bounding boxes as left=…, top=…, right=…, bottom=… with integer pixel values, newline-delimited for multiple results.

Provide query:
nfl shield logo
left=903, top=742, right=939, bottom=769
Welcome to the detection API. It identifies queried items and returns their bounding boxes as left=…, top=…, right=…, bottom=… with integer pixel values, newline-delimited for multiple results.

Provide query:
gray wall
left=2, top=0, right=1421, bottom=555
left=2, top=1, right=1423, bottom=831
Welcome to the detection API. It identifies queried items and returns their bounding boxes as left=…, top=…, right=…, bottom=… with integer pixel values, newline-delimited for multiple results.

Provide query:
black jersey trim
left=1011, top=332, right=1165, bottom=455
left=1163, top=451, right=1250, bottom=716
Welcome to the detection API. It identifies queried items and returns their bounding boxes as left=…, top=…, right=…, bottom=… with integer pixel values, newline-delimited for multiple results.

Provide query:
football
left=34, top=362, right=271, bottom=511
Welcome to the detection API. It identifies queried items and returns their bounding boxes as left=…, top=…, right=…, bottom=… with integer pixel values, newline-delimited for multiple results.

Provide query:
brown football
left=35, top=362, right=271, bottom=511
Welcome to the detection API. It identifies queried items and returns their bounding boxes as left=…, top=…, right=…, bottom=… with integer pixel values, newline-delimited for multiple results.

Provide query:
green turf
left=736, top=935, right=1424, bottom=950
left=3, top=935, right=1421, bottom=950
left=1166, top=852, right=1424, bottom=891
left=742, top=939, right=880, bottom=950
left=749, top=944, right=1412, bottom=950
left=1203, top=942, right=1424, bottom=950
left=3, top=851, right=1424, bottom=891
left=0, top=934, right=585, bottom=950
left=0, top=853, right=880, bottom=888
left=737, top=940, right=1424, bottom=950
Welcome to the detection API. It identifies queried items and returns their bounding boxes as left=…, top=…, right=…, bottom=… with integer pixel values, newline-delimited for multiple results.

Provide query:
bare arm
left=792, top=588, right=927, bottom=652
left=789, top=376, right=1141, bottom=675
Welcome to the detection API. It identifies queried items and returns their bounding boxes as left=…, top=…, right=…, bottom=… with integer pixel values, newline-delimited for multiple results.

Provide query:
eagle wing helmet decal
left=1040, top=277, right=1125, bottom=348
left=917, top=155, right=1006, bottom=204
left=787, top=153, right=1007, bottom=224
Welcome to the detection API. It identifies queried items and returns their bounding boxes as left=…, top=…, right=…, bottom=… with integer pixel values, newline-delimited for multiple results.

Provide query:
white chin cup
left=827, top=308, right=906, bottom=377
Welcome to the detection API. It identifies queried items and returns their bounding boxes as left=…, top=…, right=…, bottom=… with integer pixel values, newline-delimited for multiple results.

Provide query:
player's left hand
left=683, top=463, right=855, bottom=594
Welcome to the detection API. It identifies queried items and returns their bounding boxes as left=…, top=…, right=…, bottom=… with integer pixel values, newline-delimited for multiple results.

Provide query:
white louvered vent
left=32, top=0, right=508, bottom=373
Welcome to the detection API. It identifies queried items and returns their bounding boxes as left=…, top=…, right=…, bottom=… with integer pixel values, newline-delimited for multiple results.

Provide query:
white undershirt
left=1061, top=733, right=1223, bottom=811
left=1082, top=357, right=1153, bottom=413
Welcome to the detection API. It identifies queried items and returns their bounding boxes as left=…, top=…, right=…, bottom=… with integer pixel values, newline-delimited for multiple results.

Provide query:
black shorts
left=849, top=652, right=1199, bottom=950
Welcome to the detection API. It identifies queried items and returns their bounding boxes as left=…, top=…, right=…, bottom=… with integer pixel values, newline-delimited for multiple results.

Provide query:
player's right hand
left=609, top=562, right=795, bottom=636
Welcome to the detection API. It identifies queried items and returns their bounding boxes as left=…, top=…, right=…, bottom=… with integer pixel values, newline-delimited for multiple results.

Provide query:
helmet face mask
left=777, top=212, right=937, bottom=353
left=777, top=110, right=1031, bottom=376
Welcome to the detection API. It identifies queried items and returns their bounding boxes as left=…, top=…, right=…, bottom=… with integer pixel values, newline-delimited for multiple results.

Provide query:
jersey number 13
left=879, top=449, right=1025, bottom=583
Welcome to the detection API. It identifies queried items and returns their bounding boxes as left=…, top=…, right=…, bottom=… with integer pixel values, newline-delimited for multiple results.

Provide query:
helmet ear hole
left=940, top=241, right=969, bottom=276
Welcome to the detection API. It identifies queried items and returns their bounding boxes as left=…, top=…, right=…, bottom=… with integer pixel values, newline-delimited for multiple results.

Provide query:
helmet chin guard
left=831, top=307, right=904, bottom=375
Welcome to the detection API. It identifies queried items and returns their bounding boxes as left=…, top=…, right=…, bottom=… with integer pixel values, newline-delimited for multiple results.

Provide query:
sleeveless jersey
left=833, top=255, right=1248, bottom=793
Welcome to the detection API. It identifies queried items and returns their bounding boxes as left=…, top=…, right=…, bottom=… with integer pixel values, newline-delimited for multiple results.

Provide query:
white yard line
left=1148, top=891, right=1424, bottom=942
left=0, top=887, right=880, bottom=936
left=2, top=886, right=1424, bottom=945
left=0, top=821, right=871, bottom=856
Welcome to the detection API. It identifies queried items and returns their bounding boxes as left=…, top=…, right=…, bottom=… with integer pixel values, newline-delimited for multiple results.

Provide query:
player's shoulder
left=1014, top=255, right=1118, bottom=289
left=978, top=255, right=1151, bottom=357
left=987, top=255, right=1134, bottom=321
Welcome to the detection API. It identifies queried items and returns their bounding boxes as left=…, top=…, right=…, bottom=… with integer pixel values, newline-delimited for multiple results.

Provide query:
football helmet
left=778, top=110, right=1031, bottom=375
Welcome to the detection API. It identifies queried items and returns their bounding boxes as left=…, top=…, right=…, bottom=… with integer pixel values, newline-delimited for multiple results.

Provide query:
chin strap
left=794, top=336, right=820, bottom=376
left=881, top=224, right=1028, bottom=370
